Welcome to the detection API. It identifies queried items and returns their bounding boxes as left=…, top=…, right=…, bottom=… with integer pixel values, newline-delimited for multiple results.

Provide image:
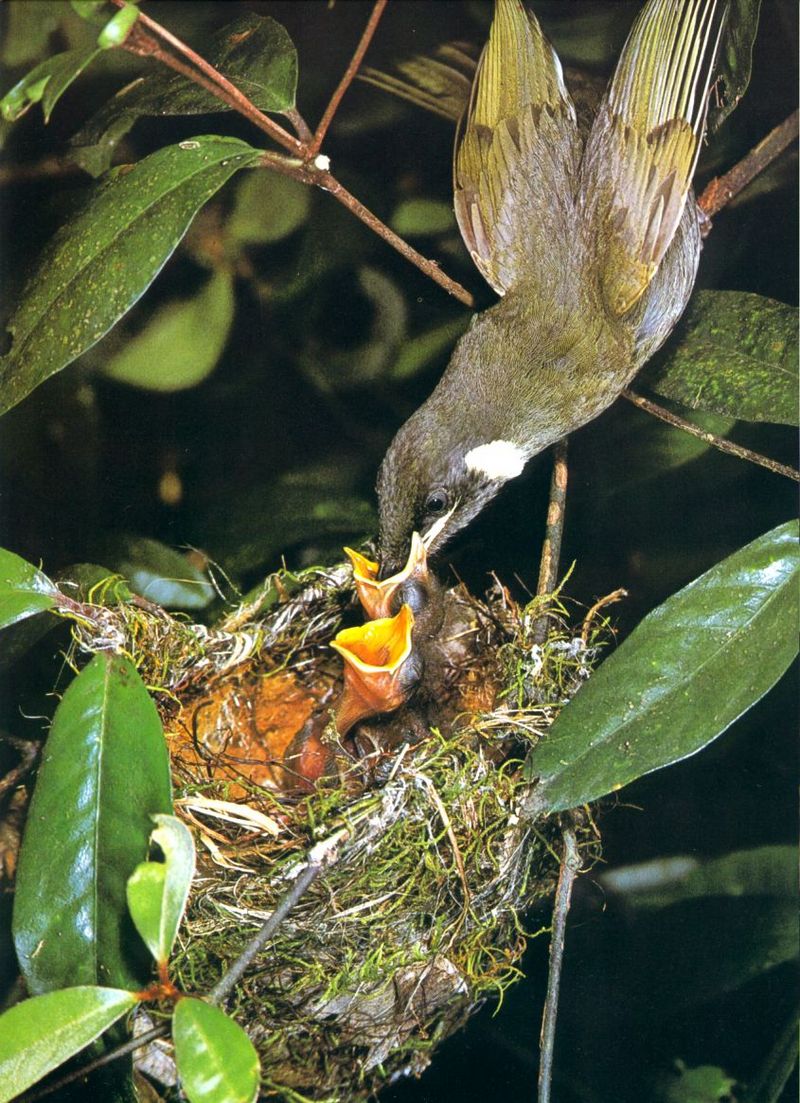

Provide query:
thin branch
left=623, top=390, right=800, bottom=482
left=532, top=440, right=569, bottom=645
left=538, top=823, right=581, bottom=1103
left=309, top=0, right=389, bottom=157
left=208, top=828, right=348, bottom=1004
left=0, top=734, right=38, bottom=800
left=698, top=109, right=799, bottom=229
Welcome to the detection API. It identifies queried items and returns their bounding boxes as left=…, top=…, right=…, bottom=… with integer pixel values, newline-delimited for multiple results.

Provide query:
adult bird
left=376, top=0, right=726, bottom=577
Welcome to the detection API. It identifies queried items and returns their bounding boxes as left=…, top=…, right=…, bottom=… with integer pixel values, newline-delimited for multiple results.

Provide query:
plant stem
left=23, top=1024, right=170, bottom=1102
left=309, top=0, right=389, bottom=157
left=532, top=440, right=569, bottom=644
left=208, top=828, right=349, bottom=1004
left=698, top=109, right=799, bottom=227
left=538, top=823, right=581, bottom=1103
left=623, top=390, right=800, bottom=482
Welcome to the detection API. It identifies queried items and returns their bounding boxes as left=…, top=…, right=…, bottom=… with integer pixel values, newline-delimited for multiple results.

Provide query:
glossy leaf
left=101, top=269, right=235, bottom=392
left=599, top=846, right=796, bottom=909
left=708, top=0, right=762, bottom=133
left=645, top=291, right=798, bottom=426
left=96, top=3, right=140, bottom=50
left=127, top=814, right=196, bottom=966
left=173, top=998, right=260, bottom=1103
left=0, top=46, right=100, bottom=123
left=1, top=2, right=64, bottom=67
left=0, top=136, right=262, bottom=415
left=13, top=653, right=173, bottom=993
left=72, top=14, right=297, bottom=175
left=0, top=986, right=137, bottom=1103
left=0, top=546, right=58, bottom=629
left=99, top=534, right=215, bottom=609
left=524, top=521, right=799, bottom=814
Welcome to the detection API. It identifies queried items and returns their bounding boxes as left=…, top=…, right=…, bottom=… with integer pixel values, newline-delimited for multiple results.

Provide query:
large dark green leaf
left=72, top=13, right=297, bottom=175
left=173, top=998, right=260, bottom=1103
left=0, top=546, right=58, bottom=629
left=13, top=653, right=173, bottom=993
left=0, top=986, right=138, bottom=1103
left=708, top=0, right=762, bottom=133
left=740, top=1003, right=800, bottom=1103
left=0, top=136, right=262, bottom=415
left=524, top=521, right=799, bottom=814
left=644, top=291, right=798, bottom=426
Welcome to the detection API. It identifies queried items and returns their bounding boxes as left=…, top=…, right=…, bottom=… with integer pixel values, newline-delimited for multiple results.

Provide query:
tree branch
left=698, top=110, right=799, bottom=229
left=538, top=823, right=581, bottom=1103
left=623, top=390, right=800, bottom=482
left=309, top=0, right=389, bottom=157
left=532, top=440, right=569, bottom=645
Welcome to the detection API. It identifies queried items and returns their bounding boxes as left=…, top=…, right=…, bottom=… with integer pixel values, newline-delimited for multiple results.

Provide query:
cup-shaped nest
left=67, top=559, right=604, bottom=1100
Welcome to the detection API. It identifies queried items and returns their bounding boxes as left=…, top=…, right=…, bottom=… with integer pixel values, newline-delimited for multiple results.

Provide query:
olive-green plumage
left=377, top=0, right=724, bottom=575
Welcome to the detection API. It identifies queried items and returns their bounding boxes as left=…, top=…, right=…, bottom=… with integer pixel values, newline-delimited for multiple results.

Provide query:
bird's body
left=377, top=0, right=722, bottom=576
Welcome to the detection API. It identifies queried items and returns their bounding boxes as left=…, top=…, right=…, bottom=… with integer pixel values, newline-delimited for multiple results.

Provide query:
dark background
left=1, top=3, right=797, bottom=1101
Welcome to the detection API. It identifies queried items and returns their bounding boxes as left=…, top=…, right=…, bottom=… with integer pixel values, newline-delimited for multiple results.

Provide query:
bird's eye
left=424, top=489, right=449, bottom=516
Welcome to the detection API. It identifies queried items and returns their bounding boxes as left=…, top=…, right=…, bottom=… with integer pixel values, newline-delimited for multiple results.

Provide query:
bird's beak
left=330, top=604, right=415, bottom=736
left=346, top=532, right=428, bottom=619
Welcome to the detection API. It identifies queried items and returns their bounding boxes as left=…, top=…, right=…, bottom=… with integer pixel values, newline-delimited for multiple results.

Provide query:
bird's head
left=376, top=405, right=528, bottom=578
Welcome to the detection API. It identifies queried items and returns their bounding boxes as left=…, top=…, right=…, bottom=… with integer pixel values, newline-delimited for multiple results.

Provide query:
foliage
left=0, top=2, right=796, bottom=1102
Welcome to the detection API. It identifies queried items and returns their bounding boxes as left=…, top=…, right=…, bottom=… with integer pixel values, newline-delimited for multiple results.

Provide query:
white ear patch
left=464, top=440, right=527, bottom=481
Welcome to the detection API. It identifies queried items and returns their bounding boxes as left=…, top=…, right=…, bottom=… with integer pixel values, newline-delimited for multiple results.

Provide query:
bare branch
left=698, top=110, right=799, bottom=230
left=623, top=390, right=800, bottom=482
left=309, top=0, right=389, bottom=157
left=533, top=440, right=569, bottom=645
left=538, top=823, right=582, bottom=1103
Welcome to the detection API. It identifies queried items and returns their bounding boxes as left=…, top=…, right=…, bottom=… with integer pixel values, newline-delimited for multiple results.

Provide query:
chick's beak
left=331, top=604, right=415, bottom=737
left=346, top=532, right=429, bottom=619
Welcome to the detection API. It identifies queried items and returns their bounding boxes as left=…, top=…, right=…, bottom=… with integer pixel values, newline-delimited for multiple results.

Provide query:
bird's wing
left=454, top=0, right=580, bottom=297
left=581, top=0, right=726, bottom=317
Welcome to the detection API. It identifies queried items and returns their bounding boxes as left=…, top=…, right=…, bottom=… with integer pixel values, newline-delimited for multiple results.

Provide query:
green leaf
left=227, top=170, right=311, bottom=247
left=656, top=1061, right=737, bottom=1103
left=173, top=999, right=260, bottom=1103
left=0, top=546, right=58, bottom=629
left=101, top=269, right=235, bottom=392
left=599, top=846, right=796, bottom=909
left=72, top=14, right=297, bottom=175
left=645, top=291, right=798, bottom=426
left=127, top=814, right=196, bottom=966
left=99, top=534, right=215, bottom=609
left=0, top=46, right=100, bottom=123
left=96, top=3, right=140, bottom=50
left=0, top=136, right=262, bottom=416
left=390, top=198, right=455, bottom=236
left=0, top=986, right=138, bottom=1103
left=13, top=653, right=173, bottom=993
left=708, top=0, right=762, bottom=133
left=524, top=521, right=800, bottom=814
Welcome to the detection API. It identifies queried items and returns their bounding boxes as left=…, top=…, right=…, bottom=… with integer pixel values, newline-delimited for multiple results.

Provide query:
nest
left=71, top=562, right=605, bottom=1101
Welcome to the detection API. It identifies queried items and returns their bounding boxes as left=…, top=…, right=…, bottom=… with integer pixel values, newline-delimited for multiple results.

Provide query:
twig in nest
left=533, top=440, right=569, bottom=645
left=581, top=589, right=628, bottom=647
left=538, top=822, right=582, bottom=1103
left=623, top=390, right=800, bottom=482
